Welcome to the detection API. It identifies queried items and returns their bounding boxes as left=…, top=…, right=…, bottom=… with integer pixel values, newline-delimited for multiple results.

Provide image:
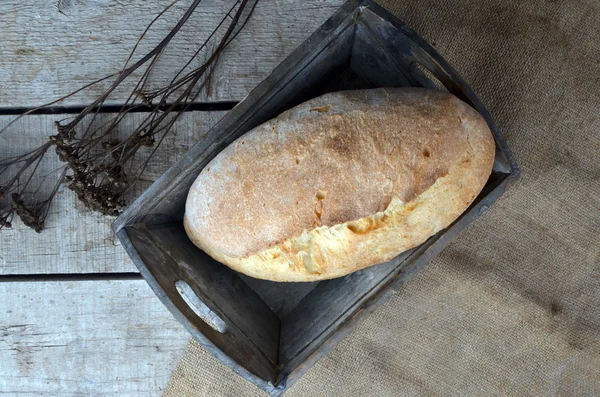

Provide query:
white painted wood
left=0, top=279, right=189, bottom=396
left=0, top=0, right=344, bottom=107
left=0, top=111, right=225, bottom=274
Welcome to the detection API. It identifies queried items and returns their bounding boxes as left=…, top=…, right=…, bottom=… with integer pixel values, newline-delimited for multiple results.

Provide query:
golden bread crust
left=184, top=88, right=495, bottom=281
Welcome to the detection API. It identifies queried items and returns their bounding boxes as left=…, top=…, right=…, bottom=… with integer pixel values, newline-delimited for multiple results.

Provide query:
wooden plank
left=0, top=111, right=224, bottom=275
left=0, top=279, right=189, bottom=396
left=0, top=0, right=344, bottom=107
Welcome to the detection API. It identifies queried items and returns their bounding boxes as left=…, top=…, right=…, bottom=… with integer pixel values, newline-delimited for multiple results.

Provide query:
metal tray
left=113, top=1, right=519, bottom=395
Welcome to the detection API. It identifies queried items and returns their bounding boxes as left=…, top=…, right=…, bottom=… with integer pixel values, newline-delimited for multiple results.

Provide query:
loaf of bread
left=184, top=88, right=495, bottom=282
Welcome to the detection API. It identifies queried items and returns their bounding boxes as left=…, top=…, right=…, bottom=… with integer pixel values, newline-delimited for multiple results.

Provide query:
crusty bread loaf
left=184, top=88, right=495, bottom=282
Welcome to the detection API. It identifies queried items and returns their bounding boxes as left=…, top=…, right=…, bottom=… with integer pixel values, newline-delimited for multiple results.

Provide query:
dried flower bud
left=0, top=218, right=11, bottom=229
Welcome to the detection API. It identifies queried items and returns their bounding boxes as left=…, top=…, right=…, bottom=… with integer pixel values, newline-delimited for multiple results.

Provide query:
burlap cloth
left=164, top=0, right=600, bottom=395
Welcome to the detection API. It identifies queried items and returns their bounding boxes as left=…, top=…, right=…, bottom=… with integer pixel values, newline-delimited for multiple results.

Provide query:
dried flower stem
left=1, top=0, right=259, bottom=231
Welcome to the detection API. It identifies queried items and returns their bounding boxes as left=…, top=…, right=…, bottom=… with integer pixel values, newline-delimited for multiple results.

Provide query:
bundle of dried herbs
left=0, top=0, right=258, bottom=232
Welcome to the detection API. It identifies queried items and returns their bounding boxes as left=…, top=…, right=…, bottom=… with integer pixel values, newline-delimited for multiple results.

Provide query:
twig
left=0, top=0, right=259, bottom=231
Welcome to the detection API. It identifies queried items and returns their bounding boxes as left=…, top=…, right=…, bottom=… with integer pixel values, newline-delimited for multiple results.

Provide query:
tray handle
left=175, top=280, right=228, bottom=333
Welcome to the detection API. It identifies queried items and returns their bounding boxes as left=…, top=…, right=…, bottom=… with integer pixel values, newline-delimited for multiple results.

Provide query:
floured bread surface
left=184, top=88, right=495, bottom=282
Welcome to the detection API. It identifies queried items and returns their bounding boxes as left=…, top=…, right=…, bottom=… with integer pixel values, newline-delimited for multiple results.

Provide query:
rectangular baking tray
left=113, top=1, right=519, bottom=395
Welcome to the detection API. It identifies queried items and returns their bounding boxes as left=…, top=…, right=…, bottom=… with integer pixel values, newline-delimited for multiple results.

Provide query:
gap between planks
left=0, top=101, right=238, bottom=116
left=0, top=272, right=143, bottom=282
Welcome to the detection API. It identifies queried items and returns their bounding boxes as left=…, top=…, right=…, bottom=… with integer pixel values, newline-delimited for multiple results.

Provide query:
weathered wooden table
left=0, top=1, right=343, bottom=394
